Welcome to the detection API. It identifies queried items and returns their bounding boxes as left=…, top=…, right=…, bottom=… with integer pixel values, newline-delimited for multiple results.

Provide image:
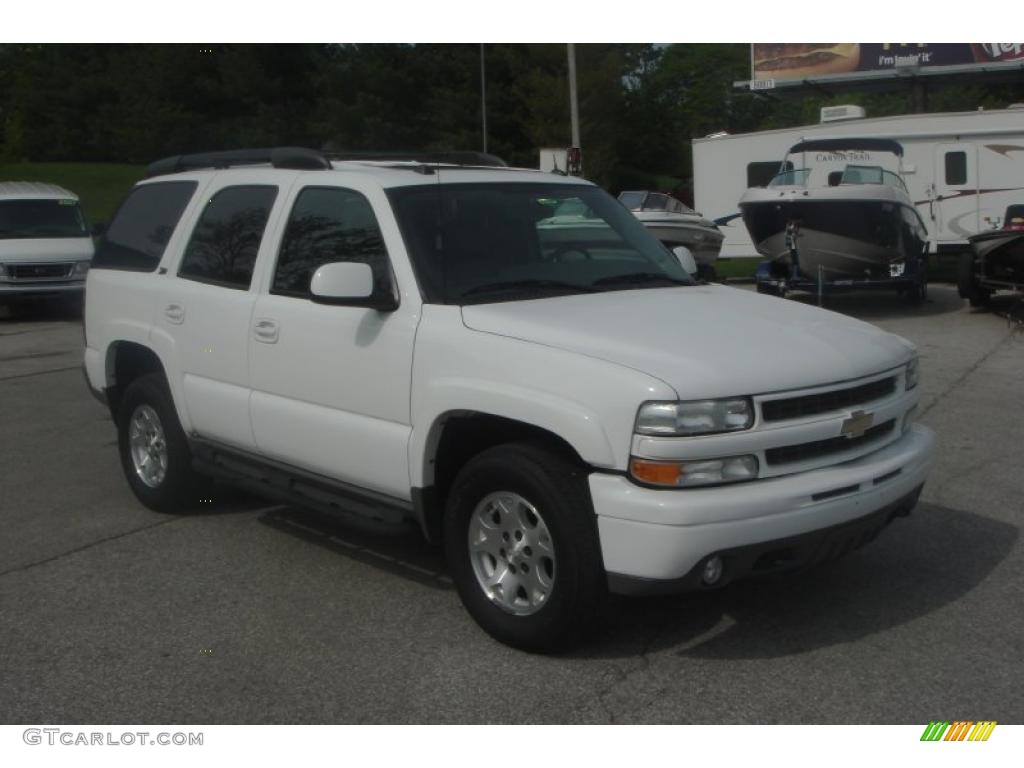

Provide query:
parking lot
left=1, top=284, right=1022, bottom=724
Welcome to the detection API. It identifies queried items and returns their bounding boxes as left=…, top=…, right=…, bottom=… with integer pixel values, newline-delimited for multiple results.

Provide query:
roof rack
left=327, top=150, right=508, bottom=168
left=145, top=147, right=331, bottom=178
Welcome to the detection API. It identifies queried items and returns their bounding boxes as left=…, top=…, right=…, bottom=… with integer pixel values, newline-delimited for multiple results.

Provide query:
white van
left=0, top=182, right=94, bottom=308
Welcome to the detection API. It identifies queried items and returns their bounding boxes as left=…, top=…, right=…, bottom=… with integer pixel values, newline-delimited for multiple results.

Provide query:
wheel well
left=417, top=412, right=587, bottom=542
left=106, top=342, right=166, bottom=418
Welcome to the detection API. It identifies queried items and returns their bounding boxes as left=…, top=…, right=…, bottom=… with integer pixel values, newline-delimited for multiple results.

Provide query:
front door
left=248, top=182, right=418, bottom=501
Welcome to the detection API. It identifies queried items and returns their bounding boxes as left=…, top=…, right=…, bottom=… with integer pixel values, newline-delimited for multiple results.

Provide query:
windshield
left=388, top=182, right=693, bottom=304
left=0, top=199, right=88, bottom=239
left=617, top=191, right=647, bottom=210
left=840, top=165, right=908, bottom=191
left=768, top=169, right=812, bottom=187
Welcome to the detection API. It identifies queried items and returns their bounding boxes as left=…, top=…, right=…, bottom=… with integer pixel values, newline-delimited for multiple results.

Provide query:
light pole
left=567, top=43, right=581, bottom=175
left=480, top=43, right=488, bottom=154
left=567, top=43, right=580, bottom=149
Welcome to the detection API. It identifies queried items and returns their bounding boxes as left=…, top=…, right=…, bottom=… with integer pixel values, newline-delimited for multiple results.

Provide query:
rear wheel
left=116, top=372, right=207, bottom=513
left=443, top=443, right=606, bottom=652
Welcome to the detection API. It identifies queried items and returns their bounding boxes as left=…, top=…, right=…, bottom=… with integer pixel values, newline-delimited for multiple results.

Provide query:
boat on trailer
left=959, top=204, right=1024, bottom=305
left=618, top=191, right=724, bottom=279
left=738, top=138, right=929, bottom=302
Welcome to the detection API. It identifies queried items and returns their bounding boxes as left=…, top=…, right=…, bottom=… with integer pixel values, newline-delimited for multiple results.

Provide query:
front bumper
left=0, top=280, right=85, bottom=297
left=591, top=424, right=935, bottom=593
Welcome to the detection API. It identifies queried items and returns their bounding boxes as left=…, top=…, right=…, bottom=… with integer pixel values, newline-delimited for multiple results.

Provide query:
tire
left=904, top=257, right=928, bottom=305
left=956, top=252, right=976, bottom=298
left=443, top=442, right=606, bottom=652
left=904, top=276, right=927, bottom=305
left=957, top=252, right=991, bottom=307
left=116, top=372, right=207, bottom=513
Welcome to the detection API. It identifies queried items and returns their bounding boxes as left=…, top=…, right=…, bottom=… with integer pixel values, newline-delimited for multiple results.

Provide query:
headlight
left=73, top=261, right=91, bottom=276
left=630, top=455, right=759, bottom=488
left=636, top=398, right=753, bottom=436
left=0, top=263, right=7, bottom=277
left=905, top=357, right=919, bottom=390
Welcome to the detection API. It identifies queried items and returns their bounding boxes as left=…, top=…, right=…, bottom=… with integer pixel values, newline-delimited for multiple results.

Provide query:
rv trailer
left=693, top=106, right=1024, bottom=261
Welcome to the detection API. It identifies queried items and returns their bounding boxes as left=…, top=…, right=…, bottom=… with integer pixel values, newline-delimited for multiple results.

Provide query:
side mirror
left=91, top=222, right=107, bottom=237
left=672, top=245, right=698, bottom=276
left=310, top=262, right=398, bottom=311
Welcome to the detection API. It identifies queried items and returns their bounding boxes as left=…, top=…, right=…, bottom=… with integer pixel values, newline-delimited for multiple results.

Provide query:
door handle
left=253, top=318, right=279, bottom=344
left=164, top=303, right=185, bottom=324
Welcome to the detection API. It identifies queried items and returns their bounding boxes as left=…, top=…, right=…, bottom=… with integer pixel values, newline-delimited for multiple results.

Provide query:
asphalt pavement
left=0, top=285, right=1021, bottom=724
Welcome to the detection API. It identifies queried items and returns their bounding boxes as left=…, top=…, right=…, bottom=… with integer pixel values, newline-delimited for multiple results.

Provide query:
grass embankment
left=0, top=162, right=145, bottom=224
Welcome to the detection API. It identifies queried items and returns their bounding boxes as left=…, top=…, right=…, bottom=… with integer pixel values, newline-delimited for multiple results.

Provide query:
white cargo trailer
left=693, top=106, right=1024, bottom=259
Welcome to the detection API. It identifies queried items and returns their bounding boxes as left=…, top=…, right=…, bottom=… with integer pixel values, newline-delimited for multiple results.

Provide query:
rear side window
left=178, top=185, right=277, bottom=290
left=272, top=187, right=390, bottom=297
left=92, top=181, right=197, bottom=271
left=945, top=151, right=968, bottom=185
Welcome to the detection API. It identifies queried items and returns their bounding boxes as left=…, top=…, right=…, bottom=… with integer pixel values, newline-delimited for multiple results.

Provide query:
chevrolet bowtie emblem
left=841, top=410, right=874, bottom=439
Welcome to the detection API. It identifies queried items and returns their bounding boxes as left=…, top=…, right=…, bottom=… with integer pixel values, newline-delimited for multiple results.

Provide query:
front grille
left=765, top=419, right=896, bottom=466
left=761, top=376, right=897, bottom=422
left=7, top=262, right=74, bottom=280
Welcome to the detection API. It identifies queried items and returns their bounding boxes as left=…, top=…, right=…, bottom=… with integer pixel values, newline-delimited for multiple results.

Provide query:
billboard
left=750, top=44, right=1024, bottom=85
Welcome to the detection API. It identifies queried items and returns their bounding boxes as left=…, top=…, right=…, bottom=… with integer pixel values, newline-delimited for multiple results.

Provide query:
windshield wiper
left=460, top=279, right=596, bottom=299
left=591, top=272, right=691, bottom=288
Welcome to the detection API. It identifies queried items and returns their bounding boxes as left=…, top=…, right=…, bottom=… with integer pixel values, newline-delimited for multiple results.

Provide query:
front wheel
left=443, top=443, right=606, bottom=652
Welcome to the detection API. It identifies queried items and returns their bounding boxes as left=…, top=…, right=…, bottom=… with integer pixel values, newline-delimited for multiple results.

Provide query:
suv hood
left=461, top=285, right=914, bottom=398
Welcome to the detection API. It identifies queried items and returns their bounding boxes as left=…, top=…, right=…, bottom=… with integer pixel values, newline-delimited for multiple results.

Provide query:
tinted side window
left=178, top=186, right=277, bottom=290
left=92, top=181, right=197, bottom=271
left=272, top=187, right=390, bottom=297
left=945, top=151, right=967, bottom=185
left=747, top=161, right=793, bottom=188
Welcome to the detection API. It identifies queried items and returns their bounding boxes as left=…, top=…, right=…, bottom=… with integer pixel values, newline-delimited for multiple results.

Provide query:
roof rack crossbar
left=326, top=150, right=508, bottom=168
left=145, top=147, right=331, bottom=178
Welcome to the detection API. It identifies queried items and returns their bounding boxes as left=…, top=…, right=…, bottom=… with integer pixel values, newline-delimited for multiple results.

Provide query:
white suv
left=0, top=182, right=94, bottom=308
left=83, top=148, right=935, bottom=651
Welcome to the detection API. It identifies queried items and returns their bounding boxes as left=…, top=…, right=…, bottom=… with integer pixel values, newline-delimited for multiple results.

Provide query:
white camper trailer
left=693, top=106, right=1024, bottom=260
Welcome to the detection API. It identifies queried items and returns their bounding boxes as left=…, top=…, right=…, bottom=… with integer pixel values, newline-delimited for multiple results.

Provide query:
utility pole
left=480, top=43, right=488, bottom=154
left=567, top=43, right=580, bottom=148
left=567, top=43, right=581, bottom=175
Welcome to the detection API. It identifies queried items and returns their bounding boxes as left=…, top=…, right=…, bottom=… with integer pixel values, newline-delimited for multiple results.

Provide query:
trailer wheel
left=905, top=262, right=928, bottom=305
left=957, top=252, right=991, bottom=307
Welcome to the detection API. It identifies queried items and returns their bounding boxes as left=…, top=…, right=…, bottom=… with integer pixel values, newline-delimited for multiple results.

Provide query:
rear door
left=932, top=143, right=979, bottom=241
left=157, top=173, right=289, bottom=451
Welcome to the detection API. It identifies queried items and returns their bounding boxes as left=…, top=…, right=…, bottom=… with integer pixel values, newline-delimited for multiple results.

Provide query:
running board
left=190, top=439, right=416, bottom=534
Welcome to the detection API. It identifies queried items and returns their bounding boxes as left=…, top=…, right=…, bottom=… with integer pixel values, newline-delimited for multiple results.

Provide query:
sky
left=6, top=1, right=1017, bottom=44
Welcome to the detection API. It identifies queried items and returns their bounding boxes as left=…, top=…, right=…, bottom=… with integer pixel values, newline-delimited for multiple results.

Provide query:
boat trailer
left=755, top=221, right=928, bottom=306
